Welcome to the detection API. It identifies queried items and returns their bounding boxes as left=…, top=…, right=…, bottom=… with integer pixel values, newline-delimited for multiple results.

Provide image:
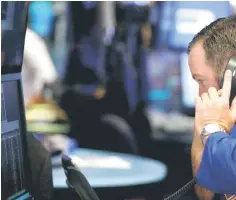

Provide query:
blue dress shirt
left=197, top=126, right=236, bottom=194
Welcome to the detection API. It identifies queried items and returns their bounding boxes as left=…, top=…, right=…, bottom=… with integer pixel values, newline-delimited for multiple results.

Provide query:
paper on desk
left=71, top=155, right=131, bottom=169
left=148, top=110, right=194, bottom=133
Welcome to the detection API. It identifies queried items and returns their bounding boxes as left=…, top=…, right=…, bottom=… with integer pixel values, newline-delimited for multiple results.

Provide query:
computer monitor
left=146, top=50, right=182, bottom=113
left=157, top=1, right=231, bottom=50
left=1, top=2, right=33, bottom=200
left=168, top=1, right=231, bottom=50
left=146, top=50, right=199, bottom=116
left=180, top=52, right=198, bottom=115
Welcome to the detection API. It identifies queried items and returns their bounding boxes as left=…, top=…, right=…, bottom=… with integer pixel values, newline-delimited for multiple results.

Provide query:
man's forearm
left=191, top=137, right=215, bottom=200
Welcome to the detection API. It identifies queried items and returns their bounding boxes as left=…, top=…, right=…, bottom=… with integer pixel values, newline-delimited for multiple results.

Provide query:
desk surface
left=52, top=148, right=167, bottom=189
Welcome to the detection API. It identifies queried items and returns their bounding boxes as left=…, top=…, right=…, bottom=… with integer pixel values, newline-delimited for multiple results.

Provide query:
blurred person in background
left=188, top=16, right=236, bottom=199
left=23, top=27, right=73, bottom=154
left=23, top=27, right=57, bottom=106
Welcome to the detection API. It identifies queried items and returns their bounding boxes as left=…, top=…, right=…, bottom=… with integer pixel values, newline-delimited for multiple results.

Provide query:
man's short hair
left=188, top=16, right=236, bottom=76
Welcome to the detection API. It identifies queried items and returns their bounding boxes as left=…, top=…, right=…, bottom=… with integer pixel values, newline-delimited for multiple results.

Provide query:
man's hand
left=42, top=134, right=71, bottom=154
left=195, top=70, right=236, bottom=134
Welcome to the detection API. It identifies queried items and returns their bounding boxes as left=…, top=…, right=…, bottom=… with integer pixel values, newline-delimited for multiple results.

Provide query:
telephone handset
left=163, top=57, right=236, bottom=200
left=219, top=57, right=236, bottom=104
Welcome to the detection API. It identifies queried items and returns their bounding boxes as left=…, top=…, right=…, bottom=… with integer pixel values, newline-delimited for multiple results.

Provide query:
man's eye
left=197, top=80, right=204, bottom=84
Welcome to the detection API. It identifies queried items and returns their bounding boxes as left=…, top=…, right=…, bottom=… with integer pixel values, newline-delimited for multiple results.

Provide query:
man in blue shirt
left=188, top=16, right=236, bottom=199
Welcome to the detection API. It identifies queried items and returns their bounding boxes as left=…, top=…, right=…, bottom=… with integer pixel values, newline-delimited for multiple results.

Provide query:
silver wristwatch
left=200, top=124, right=226, bottom=145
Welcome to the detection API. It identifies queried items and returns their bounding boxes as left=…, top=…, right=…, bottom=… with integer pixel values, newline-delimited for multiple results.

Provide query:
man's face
left=188, top=41, right=219, bottom=95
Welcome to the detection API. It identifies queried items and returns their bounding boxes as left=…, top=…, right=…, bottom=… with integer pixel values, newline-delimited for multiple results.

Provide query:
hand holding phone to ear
left=195, top=70, right=236, bottom=134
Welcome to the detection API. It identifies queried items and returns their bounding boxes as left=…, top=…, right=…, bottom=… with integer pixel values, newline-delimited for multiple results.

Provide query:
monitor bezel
left=1, top=1, right=33, bottom=198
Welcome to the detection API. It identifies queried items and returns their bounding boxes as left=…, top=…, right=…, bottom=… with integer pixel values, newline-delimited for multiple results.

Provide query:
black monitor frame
left=1, top=1, right=33, bottom=199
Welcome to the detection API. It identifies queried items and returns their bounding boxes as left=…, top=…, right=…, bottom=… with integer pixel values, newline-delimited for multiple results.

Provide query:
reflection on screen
left=180, top=52, right=198, bottom=108
left=1, top=1, right=27, bottom=69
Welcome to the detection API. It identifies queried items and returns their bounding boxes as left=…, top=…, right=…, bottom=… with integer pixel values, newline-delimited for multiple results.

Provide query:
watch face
left=204, top=124, right=221, bottom=133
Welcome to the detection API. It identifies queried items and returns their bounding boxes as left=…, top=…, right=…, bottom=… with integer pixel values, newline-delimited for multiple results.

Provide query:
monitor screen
left=168, top=1, right=231, bottom=49
left=157, top=1, right=231, bottom=50
left=1, top=81, right=31, bottom=200
left=180, top=52, right=198, bottom=109
left=146, top=50, right=182, bottom=112
left=1, top=1, right=28, bottom=74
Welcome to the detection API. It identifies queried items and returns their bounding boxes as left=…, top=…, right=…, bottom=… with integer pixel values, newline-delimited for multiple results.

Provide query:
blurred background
left=23, top=1, right=236, bottom=199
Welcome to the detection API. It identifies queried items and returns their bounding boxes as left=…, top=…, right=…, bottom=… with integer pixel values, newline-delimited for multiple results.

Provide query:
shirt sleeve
left=197, top=132, right=236, bottom=194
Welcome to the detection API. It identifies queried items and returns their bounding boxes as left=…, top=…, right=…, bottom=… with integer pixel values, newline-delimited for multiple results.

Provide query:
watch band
left=200, top=124, right=226, bottom=146
left=200, top=132, right=213, bottom=146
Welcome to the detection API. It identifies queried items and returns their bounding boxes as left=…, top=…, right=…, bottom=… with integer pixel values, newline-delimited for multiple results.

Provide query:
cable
left=163, top=178, right=197, bottom=200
